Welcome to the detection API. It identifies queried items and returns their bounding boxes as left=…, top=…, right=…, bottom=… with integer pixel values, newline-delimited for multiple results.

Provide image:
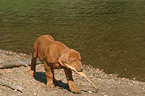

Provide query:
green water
left=0, top=0, right=145, bottom=81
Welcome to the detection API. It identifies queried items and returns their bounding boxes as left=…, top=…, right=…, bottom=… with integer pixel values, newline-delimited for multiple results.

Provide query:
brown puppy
left=29, top=35, right=83, bottom=94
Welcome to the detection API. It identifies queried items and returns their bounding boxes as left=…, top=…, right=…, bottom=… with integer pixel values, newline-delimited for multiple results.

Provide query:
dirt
left=0, top=49, right=145, bottom=96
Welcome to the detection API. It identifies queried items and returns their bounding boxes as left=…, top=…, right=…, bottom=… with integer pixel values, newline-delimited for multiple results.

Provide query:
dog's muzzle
left=77, top=66, right=83, bottom=72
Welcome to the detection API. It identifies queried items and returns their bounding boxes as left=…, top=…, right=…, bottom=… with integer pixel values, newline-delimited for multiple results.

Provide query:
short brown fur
left=29, top=35, right=83, bottom=94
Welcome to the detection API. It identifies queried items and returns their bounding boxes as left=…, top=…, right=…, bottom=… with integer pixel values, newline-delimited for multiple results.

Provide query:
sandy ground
left=0, top=49, right=145, bottom=96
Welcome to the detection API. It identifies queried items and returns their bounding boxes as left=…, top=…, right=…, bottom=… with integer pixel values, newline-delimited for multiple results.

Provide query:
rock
left=34, top=93, right=37, bottom=96
left=88, top=91, right=93, bottom=93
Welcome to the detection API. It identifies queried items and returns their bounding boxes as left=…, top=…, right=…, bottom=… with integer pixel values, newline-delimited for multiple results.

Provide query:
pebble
left=34, top=93, right=37, bottom=96
left=88, top=91, right=93, bottom=93
left=45, top=89, right=48, bottom=91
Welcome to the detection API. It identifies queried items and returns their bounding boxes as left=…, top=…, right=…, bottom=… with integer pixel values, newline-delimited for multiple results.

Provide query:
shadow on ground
left=33, top=72, right=98, bottom=93
left=34, top=72, right=71, bottom=92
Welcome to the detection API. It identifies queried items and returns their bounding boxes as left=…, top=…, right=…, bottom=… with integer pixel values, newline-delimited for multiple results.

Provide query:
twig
left=0, top=62, right=29, bottom=69
left=0, top=79, right=23, bottom=92
left=0, top=60, right=42, bottom=69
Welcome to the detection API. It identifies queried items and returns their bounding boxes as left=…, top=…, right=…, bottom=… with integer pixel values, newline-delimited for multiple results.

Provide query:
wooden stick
left=0, top=60, right=42, bottom=69
left=65, top=64, right=98, bottom=90
left=0, top=62, right=29, bottom=69
left=0, top=79, right=23, bottom=92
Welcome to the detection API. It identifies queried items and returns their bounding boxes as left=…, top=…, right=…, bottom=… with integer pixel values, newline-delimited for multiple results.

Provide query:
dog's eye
left=73, top=60, right=76, bottom=62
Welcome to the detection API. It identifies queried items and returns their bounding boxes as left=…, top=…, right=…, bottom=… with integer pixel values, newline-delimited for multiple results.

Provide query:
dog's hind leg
left=29, top=44, right=38, bottom=76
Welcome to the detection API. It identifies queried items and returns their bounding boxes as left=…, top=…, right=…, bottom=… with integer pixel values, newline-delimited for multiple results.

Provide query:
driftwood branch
left=0, top=79, right=23, bottom=92
left=0, top=62, right=29, bottom=69
left=0, top=60, right=42, bottom=69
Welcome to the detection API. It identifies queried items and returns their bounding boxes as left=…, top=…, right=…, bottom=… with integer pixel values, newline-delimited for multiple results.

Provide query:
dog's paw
left=46, top=83, right=55, bottom=88
left=29, top=70, right=35, bottom=77
left=70, top=87, right=81, bottom=94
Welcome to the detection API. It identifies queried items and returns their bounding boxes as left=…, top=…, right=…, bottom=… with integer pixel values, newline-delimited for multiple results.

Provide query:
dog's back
left=32, top=35, right=54, bottom=61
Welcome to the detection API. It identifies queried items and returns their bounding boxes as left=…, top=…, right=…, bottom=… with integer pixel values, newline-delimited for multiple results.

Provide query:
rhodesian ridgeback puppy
left=29, top=35, right=83, bottom=94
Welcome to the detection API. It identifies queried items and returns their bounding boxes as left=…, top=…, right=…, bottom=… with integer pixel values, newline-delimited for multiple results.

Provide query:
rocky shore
left=0, top=49, right=145, bottom=96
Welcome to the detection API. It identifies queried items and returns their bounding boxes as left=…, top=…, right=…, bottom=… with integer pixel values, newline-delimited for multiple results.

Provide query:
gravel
left=0, top=49, right=145, bottom=96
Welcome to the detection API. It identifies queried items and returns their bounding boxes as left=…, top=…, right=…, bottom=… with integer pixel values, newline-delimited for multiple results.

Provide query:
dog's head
left=59, top=49, right=83, bottom=72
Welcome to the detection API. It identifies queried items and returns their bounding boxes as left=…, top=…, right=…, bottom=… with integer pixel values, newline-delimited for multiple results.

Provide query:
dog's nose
left=77, top=66, right=83, bottom=72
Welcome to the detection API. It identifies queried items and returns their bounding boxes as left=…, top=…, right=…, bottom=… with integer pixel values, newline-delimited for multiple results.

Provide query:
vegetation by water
left=0, top=0, right=145, bottom=81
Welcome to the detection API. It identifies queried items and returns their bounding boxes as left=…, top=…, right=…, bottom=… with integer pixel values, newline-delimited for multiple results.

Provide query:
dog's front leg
left=64, top=68, right=81, bottom=94
left=44, top=62, right=55, bottom=87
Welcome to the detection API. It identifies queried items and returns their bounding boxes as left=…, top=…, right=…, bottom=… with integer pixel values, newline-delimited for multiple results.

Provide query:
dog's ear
left=58, top=51, right=69, bottom=66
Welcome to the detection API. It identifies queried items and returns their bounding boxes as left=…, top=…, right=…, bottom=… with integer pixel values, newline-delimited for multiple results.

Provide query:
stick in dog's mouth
left=64, top=64, right=98, bottom=91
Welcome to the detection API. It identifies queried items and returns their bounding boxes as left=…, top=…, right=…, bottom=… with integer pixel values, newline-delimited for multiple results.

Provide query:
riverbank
left=0, top=49, right=145, bottom=96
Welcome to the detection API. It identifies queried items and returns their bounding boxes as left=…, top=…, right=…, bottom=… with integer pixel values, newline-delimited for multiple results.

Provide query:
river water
left=0, top=0, right=145, bottom=82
